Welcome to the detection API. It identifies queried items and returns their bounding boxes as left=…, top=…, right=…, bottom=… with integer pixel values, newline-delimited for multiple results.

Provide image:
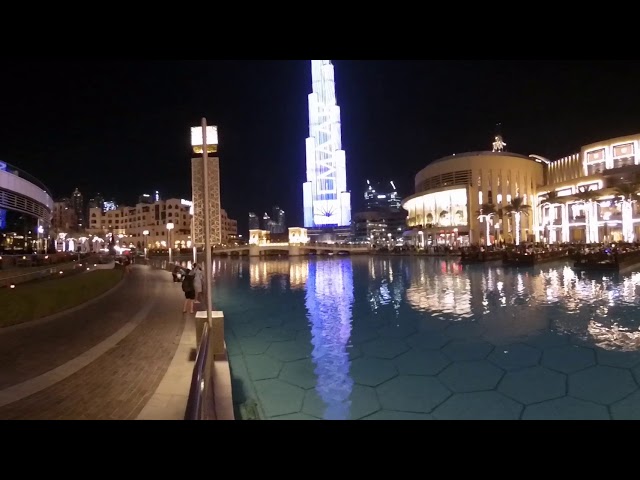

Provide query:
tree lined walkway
left=0, top=265, right=189, bottom=420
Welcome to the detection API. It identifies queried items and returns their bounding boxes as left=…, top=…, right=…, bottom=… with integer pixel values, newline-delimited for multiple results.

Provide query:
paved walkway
left=0, top=265, right=189, bottom=420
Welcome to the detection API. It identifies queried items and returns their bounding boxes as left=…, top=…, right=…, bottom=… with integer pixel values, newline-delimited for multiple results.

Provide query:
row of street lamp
left=141, top=222, right=175, bottom=261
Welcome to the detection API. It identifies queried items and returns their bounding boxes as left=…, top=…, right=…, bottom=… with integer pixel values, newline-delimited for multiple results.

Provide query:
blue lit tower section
left=303, top=60, right=351, bottom=228
left=305, top=259, right=354, bottom=419
left=0, top=161, right=6, bottom=229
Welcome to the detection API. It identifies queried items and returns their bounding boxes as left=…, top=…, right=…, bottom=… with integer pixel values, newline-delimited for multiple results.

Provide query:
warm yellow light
left=191, top=126, right=219, bottom=153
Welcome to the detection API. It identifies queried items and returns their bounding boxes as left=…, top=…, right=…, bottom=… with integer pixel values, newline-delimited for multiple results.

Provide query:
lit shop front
left=402, top=188, right=470, bottom=247
left=539, top=133, right=640, bottom=244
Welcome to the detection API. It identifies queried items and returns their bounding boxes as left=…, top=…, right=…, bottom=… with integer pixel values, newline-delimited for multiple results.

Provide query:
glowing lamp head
left=10, top=284, right=15, bottom=289
left=191, top=126, right=218, bottom=154
left=167, top=223, right=175, bottom=231
left=143, top=230, right=149, bottom=236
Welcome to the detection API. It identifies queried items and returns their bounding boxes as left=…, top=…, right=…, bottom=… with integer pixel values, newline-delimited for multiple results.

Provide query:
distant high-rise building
left=364, top=180, right=402, bottom=211
left=52, top=199, right=77, bottom=233
left=262, top=212, right=271, bottom=231
left=302, top=60, right=351, bottom=229
left=271, top=206, right=286, bottom=234
left=71, top=188, right=85, bottom=230
left=248, top=212, right=260, bottom=230
left=354, top=180, right=407, bottom=245
left=138, top=194, right=154, bottom=204
left=86, top=193, right=105, bottom=221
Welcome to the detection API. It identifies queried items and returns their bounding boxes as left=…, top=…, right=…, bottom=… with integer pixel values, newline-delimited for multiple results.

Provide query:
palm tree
left=571, top=187, right=601, bottom=243
left=476, top=203, right=496, bottom=246
left=540, top=191, right=566, bottom=243
left=504, top=196, right=531, bottom=246
left=614, top=182, right=640, bottom=242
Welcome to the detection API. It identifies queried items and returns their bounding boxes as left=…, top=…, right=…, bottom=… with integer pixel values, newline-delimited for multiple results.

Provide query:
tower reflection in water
left=305, top=259, right=354, bottom=420
left=249, top=258, right=308, bottom=291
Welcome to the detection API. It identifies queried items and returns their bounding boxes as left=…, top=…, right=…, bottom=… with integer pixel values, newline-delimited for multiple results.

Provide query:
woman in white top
left=193, top=263, right=204, bottom=303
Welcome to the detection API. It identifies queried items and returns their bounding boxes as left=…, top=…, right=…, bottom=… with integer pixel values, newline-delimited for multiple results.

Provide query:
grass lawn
left=0, top=269, right=124, bottom=328
left=0, top=261, right=80, bottom=280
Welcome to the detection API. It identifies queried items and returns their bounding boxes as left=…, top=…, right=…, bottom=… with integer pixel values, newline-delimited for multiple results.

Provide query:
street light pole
left=143, top=230, right=149, bottom=259
left=167, top=222, right=175, bottom=264
left=201, top=118, right=213, bottom=327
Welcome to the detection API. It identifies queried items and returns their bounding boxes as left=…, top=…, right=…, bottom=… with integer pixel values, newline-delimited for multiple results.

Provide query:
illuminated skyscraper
left=302, top=60, right=351, bottom=228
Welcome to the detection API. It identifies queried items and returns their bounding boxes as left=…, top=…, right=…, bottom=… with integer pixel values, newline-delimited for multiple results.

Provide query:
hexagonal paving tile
left=350, top=327, right=380, bottom=345
left=279, top=359, right=317, bottom=390
left=378, top=323, right=418, bottom=339
left=488, top=343, right=541, bottom=370
left=377, top=375, right=451, bottom=413
left=238, top=336, right=272, bottom=355
left=224, top=333, right=242, bottom=357
left=524, top=331, right=570, bottom=349
left=432, top=391, right=523, bottom=420
left=302, top=385, right=380, bottom=420
left=348, top=344, right=363, bottom=360
left=361, top=338, right=410, bottom=359
left=541, top=345, right=596, bottom=374
left=406, top=331, right=451, bottom=350
left=522, top=397, right=610, bottom=420
left=438, top=360, right=504, bottom=393
left=569, top=366, right=638, bottom=405
left=596, top=349, right=640, bottom=369
left=417, top=317, right=449, bottom=332
left=245, top=355, right=283, bottom=381
left=271, top=413, right=320, bottom=420
left=498, top=366, right=566, bottom=404
left=350, top=357, right=398, bottom=387
left=295, top=329, right=313, bottom=343
left=611, top=390, right=640, bottom=420
left=363, top=410, right=434, bottom=420
left=445, top=322, right=486, bottom=339
left=394, top=349, right=451, bottom=376
left=254, top=379, right=305, bottom=418
left=266, top=340, right=312, bottom=362
left=442, top=340, right=494, bottom=362
left=256, top=326, right=297, bottom=343
left=232, top=323, right=262, bottom=338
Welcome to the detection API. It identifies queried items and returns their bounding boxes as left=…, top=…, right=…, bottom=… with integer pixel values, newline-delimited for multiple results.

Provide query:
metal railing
left=184, top=321, right=217, bottom=420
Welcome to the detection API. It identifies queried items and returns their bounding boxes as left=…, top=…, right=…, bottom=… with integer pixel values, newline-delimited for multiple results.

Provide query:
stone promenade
left=0, top=265, right=189, bottom=420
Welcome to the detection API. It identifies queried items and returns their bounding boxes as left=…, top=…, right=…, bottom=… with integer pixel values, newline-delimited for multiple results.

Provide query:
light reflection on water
left=199, top=256, right=640, bottom=419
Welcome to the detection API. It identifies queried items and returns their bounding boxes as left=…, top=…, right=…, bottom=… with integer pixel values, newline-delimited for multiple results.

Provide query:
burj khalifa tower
left=302, top=60, right=351, bottom=229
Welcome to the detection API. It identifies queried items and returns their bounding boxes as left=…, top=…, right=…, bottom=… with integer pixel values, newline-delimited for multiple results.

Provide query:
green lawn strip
left=0, top=261, right=85, bottom=280
left=0, top=269, right=124, bottom=328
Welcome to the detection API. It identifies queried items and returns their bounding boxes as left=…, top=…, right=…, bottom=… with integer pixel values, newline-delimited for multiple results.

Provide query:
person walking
left=193, top=262, right=204, bottom=304
left=182, top=268, right=196, bottom=314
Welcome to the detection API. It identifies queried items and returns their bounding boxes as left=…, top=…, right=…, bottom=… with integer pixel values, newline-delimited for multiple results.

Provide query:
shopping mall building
left=402, top=133, right=640, bottom=247
left=0, top=161, right=53, bottom=253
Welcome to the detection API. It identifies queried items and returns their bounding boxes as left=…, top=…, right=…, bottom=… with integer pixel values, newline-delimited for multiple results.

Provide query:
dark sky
left=2, top=60, right=640, bottom=233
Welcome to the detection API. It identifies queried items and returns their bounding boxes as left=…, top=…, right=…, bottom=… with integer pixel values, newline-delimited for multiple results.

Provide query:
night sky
left=2, top=60, right=640, bottom=233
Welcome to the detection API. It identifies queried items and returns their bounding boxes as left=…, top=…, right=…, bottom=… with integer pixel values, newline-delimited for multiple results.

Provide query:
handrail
left=184, top=321, right=217, bottom=420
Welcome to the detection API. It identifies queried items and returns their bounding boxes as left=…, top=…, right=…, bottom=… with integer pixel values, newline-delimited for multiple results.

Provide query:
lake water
left=207, top=255, right=640, bottom=420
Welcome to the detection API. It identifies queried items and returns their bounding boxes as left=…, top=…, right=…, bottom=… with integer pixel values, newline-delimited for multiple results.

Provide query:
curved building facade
left=0, top=161, right=53, bottom=253
left=402, top=151, right=545, bottom=246
left=539, top=132, right=640, bottom=244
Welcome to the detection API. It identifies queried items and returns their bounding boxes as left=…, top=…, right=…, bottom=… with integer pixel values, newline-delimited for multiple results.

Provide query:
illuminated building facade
left=537, top=133, right=640, bottom=244
left=403, top=150, right=544, bottom=247
left=0, top=160, right=53, bottom=253
left=302, top=60, right=351, bottom=229
left=87, top=197, right=237, bottom=250
left=403, top=132, right=640, bottom=246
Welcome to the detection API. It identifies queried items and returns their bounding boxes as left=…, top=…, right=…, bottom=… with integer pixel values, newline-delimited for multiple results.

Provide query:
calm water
left=206, top=256, right=640, bottom=420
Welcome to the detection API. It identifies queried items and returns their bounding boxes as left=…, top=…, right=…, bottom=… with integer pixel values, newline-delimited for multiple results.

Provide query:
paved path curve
left=0, top=265, right=187, bottom=420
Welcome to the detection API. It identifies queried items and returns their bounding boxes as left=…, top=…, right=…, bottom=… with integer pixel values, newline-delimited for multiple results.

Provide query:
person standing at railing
left=192, top=263, right=204, bottom=304
left=182, top=268, right=197, bottom=314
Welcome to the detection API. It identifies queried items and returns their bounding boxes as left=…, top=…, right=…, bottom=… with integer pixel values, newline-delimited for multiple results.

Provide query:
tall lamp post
left=143, top=230, right=149, bottom=259
left=167, top=222, right=175, bottom=264
left=191, top=118, right=216, bottom=328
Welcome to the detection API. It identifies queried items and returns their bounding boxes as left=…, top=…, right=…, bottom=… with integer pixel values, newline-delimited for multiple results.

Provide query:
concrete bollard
left=195, top=311, right=225, bottom=355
